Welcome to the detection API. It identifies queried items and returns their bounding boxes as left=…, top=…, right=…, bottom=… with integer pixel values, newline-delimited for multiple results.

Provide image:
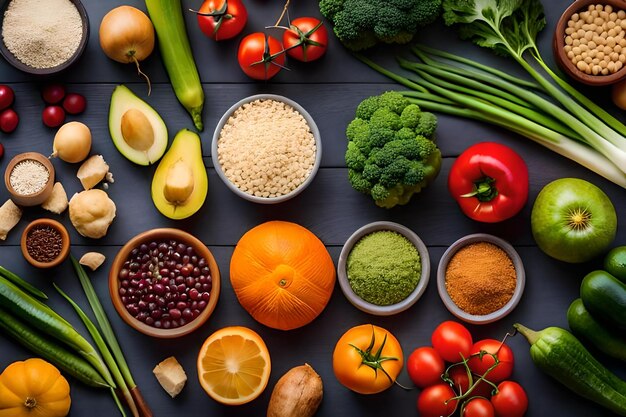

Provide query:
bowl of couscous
left=211, top=94, right=322, bottom=204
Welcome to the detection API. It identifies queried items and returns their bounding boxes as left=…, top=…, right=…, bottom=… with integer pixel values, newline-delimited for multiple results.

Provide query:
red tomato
left=283, top=17, right=328, bottom=62
left=62, top=93, right=87, bottom=115
left=463, top=397, right=495, bottom=417
left=42, top=84, right=65, bottom=104
left=237, top=32, right=285, bottom=80
left=467, top=339, right=514, bottom=383
left=0, top=85, right=15, bottom=110
left=417, top=384, right=458, bottom=417
left=491, top=381, right=528, bottom=417
left=432, top=321, right=473, bottom=363
left=197, top=0, right=247, bottom=41
left=407, top=347, right=445, bottom=388
left=42, top=106, right=65, bottom=128
left=0, top=108, right=19, bottom=133
left=448, top=365, right=494, bottom=398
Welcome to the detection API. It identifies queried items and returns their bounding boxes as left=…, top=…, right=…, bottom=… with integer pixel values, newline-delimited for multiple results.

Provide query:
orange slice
left=197, top=326, right=271, bottom=405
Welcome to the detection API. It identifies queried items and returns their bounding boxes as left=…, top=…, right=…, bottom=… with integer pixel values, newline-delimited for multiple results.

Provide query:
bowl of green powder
left=338, top=221, right=430, bottom=316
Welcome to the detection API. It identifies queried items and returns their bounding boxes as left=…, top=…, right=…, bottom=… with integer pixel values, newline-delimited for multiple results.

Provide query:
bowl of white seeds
left=212, top=94, right=321, bottom=204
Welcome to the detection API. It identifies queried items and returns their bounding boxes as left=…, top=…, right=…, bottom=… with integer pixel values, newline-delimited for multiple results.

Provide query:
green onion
left=0, top=265, right=47, bottom=299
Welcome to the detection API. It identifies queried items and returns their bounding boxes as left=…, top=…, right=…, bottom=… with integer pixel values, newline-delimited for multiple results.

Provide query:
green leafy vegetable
left=345, top=91, right=442, bottom=208
left=319, top=0, right=442, bottom=51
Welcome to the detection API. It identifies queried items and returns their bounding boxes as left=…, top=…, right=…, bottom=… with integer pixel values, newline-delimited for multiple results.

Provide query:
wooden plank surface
left=1, top=0, right=625, bottom=416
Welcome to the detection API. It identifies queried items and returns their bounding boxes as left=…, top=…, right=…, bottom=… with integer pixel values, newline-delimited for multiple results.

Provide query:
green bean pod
left=0, top=275, right=115, bottom=386
left=0, top=308, right=109, bottom=388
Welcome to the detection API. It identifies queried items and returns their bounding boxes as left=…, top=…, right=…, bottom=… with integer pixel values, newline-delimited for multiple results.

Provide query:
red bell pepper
left=448, top=142, right=529, bottom=223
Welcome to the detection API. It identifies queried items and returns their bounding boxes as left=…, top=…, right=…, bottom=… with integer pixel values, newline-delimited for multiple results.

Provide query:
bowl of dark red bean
left=20, top=218, right=70, bottom=268
left=108, top=228, right=220, bottom=338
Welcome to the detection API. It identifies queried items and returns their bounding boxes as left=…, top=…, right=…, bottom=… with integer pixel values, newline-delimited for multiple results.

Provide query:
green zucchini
left=580, top=270, right=626, bottom=329
left=0, top=308, right=109, bottom=388
left=515, top=323, right=626, bottom=415
left=0, top=275, right=115, bottom=386
left=145, top=0, right=204, bottom=131
left=568, top=298, right=626, bottom=362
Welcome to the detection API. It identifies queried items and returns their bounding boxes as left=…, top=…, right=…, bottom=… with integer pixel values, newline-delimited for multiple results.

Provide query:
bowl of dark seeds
left=20, top=218, right=70, bottom=268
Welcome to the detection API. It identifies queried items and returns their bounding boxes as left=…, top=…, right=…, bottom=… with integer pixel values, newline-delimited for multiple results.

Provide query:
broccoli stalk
left=345, top=91, right=442, bottom=208
left=319, top=0, right=442, bottom=51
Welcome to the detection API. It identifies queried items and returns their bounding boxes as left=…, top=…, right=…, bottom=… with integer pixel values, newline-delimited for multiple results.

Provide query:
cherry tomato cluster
left=408, top=321, right=528, bottom=417
left=194, top=0, right=328, bottom=81
left=41, top=84, right=87, bottom=128
left=0, top=85, right=18, bottom=135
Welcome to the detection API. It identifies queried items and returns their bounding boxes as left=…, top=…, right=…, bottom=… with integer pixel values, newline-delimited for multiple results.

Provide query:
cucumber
left=145, top=0, right=204, bottom=131
left=567, top=298, right=626, bottom=362
left=0, top=308, right=109, bottom=388
left=515, top=324, right=626, bottom=415
left=580, top=270, right=626, bottom=329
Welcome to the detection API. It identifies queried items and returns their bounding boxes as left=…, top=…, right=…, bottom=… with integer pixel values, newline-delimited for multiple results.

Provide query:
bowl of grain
left=4, top=152, right=55, bottom=207
left=211, top=94, right=321, bottom=204
left=554, top=0, right=626, bottom=85
left=0, top=0, right=89, bottom=76
left=337, top=221, right=430, bottom=316
left=20, top=218, right=70, bottom=269
left=436, top=234, right=525, bottom=325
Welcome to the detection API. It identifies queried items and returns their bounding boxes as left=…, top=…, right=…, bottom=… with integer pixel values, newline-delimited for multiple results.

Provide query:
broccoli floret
left=319, top=0, right=442, bottom=51
left=345, top=92, right=442, bottom=208
left=417, top=112, right=438, bottom=137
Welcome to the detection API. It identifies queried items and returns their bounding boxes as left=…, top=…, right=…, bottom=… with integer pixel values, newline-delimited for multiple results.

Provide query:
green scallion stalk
left=0, top=266, right=47, bottom=299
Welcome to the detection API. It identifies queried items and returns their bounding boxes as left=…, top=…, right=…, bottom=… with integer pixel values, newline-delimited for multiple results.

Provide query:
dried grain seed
left=594, top=17, right=604, bottom=26
left=584, top=56, right=593, bottom=64
left=592, top=57, right=600, bottom=64
left=596, top=4, right=603, bottom=11
left=604, top=45, right=613, bottom=54
left=619, top=10, right=626, bottom=19
left=610, top=12, right=618, bottom=21
left=616, top=60, right=623, bottom=70
left=584, top=30, right=594, bottom=40
left=572, top=12, right=580, bottom=21
left=606, top=5, right=614, bottom=13
left=577, top=61, right=589, bottom=71
left=608, top=20, right=617, bottom=30
left=611, top=51, right=619, bottom=61
left=608, top=61, right=616, bottom=72
left=601, top=11, right=609, bottom=20
left=593, top=64, right=601, bottom=74
left=9, top=159, right=49, bottom=195
left=573, top=39, right=581, bottom=47
left=621, top=53, right=626, bottom=62
left=592, top=9, right=599, bottom=17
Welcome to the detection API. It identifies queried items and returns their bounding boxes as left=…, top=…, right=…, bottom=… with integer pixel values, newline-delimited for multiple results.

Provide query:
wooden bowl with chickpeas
left=554, top=0, right=626, bottom=85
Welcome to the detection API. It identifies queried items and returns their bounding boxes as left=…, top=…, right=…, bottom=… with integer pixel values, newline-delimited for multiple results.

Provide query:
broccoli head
left=345, top=91, right=442, bottom=208
left=319, top=0, right=443, bottom=51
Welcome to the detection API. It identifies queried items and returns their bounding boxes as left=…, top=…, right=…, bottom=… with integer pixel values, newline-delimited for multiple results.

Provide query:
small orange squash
left=230, top=221, right=336, bottom=330
left=0, top=358, right=71, bottom=417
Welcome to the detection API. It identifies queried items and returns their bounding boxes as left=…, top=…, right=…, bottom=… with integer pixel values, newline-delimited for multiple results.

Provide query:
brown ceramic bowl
left=109, top=228, right=221, bottom=338
left=20, top=219, right=70, bottom=269
left=554, top=0, right=626, bottom=86
left=0, top=0, right=89, bottom=76
left=4, top=152, right=55, bottom=207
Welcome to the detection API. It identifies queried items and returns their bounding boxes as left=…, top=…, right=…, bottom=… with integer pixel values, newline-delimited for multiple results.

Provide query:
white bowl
left=337, top=221, right=430, bottom=316
left=211, top=94, right=321, bottom=204
left=437, top=233, right=525, bottom=325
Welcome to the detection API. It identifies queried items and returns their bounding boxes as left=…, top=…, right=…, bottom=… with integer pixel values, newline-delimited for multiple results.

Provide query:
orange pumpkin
left=230, top=221, right=336, bottom=330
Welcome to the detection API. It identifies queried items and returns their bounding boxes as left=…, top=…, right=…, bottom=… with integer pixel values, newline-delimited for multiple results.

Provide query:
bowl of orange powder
left=436, top=233, right=525, bottom=324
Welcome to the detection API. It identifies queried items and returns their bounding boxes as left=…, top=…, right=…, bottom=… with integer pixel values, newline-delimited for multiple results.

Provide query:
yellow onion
left=99, top=6, right=154, bottom=92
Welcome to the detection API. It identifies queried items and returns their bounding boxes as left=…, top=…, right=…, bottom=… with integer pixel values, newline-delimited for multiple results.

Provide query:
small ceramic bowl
left=553, top=0, right=626, bottom=86
left=437, top=233, right=525, bottom=325
left=211, top=94, right=322, bottom=204
left=4, top=152, right=55, bottom=207
left=109, top=228, right=221, bottom=338
left=0, top=0, right=89, bottom=76
left=20, top=219, right=70, bottom=268
left=337, top=221, right=430, bottom=316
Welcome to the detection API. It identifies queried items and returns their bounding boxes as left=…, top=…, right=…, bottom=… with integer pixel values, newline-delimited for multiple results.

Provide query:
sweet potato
left=267, top=364, right=323, bottom=417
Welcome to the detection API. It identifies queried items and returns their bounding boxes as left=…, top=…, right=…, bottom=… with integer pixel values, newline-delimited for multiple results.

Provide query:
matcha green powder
left=346, top=230, right=421, bottom=306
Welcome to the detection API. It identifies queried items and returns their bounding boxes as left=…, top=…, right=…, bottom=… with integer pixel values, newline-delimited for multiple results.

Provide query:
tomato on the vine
left=196, top=0, right=248, bottom=41
left=491, top=381, right=528, bottom=417
left=283, top=17, right=328, bottom=62
left=447, top=364, right=494, bottom=398
left=432, top=321, right=473, bottom=363
left=467, top=339, right=514, bottom=383
left=463, top=397, right=495, bottom=417
left=237, top=32, right=285, bottom=80
left=417, top=383, right=458, bottom=417
left=407, top=347, right=444, bottom=388
left=332, top=324, right=403, bottom=394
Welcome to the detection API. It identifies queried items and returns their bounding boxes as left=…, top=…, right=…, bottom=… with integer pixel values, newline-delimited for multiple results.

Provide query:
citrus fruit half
left=197, top=326, right=271, bottom=405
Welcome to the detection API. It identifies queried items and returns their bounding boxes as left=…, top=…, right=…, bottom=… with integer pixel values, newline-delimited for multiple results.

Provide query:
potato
left=267, top=364, right=323, bottom=417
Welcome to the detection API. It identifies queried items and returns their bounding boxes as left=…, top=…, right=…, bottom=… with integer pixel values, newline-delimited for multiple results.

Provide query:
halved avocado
left=109, top=85, right=168, bottom=165
left=151, top=129, right=208, bottom=219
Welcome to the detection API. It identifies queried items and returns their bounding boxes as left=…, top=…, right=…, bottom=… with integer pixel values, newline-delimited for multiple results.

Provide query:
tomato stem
left=460, top=176, right=498, bottom=202
left=274, top=0, right=291, bottom=26
left=189, top=1, right=233, bottom=38
left=349, top=326, right=399, bottom=385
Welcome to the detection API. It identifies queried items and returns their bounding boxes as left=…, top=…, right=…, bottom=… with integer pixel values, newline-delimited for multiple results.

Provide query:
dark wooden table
left=1, top=0, right=625, bottom=416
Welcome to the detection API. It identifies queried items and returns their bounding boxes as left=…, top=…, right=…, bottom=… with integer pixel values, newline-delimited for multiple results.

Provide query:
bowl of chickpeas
left=211, top=94, right=322, bottom=204
left=554, top=0, right=626, bottom=85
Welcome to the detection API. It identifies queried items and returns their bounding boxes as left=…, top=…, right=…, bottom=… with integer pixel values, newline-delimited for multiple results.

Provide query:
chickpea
left=619, top=10, right=626, bottom=19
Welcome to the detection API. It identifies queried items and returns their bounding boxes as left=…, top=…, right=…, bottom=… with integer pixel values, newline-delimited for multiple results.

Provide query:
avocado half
left=108, top=85, right=168, bottom=166
left=151, top=129, right=208, bottom=220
